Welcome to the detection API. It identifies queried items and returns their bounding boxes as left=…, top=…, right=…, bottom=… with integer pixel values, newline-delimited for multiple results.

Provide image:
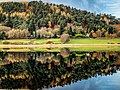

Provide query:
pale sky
left=0, top=0, right=120, bottom=18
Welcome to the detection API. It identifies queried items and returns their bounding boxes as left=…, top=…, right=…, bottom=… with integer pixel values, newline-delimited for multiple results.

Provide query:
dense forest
left=0, top=51, right=120, bottom=89
left=0, top=1, right=120, bottom=39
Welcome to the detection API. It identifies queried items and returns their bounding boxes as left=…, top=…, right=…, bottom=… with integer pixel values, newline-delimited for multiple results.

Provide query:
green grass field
left=67, top=38, right=120, bottom=44
left=0, top=38, right=120, bottom=45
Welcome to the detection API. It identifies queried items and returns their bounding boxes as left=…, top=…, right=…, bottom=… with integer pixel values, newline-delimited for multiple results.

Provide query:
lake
left=0, top=49, right=120, bottom=90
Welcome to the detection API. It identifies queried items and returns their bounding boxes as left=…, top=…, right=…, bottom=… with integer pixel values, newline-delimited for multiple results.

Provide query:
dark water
left=0, top=50, right=120, bottom=90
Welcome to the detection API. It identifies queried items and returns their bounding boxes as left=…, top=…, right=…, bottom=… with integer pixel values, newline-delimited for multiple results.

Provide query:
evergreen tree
left=28, top=20, right=36, bottom=37
left=4, top=14, right=13, bottom=28
left=68, top=26, right=72, bottom=35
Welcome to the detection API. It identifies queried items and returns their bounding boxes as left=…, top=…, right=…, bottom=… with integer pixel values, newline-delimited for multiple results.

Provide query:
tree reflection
left=0, top=51, right=120, bottom=89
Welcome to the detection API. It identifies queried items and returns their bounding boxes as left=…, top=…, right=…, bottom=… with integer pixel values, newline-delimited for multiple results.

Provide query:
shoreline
left=0, top=44, right=120, bottom=48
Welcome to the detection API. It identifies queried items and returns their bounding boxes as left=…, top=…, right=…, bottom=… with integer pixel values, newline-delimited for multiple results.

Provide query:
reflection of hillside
left=0, top=51, right=120, bottom=89
left=0, top=52, right=30, bottom=65
left=1, top=51, right=120, bottom=66
left=113, top=59, right=120, bottom=65
left=5, top=53, right=29, bottom=63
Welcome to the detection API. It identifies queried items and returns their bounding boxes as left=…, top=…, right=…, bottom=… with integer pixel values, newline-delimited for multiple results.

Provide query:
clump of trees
left=36, top=27, right=59, bottom=38
left=7, top=29, right=30, bottom=39
left=0, top=1, right=119, bottom=39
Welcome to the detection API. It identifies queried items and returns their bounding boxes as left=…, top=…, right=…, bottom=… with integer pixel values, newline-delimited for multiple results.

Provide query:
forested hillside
left=0, top=1, right=120, bottom=39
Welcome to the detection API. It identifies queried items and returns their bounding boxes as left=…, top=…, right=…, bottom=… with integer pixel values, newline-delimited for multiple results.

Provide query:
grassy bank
left=0, top=38, right=120, bottom=45
left=0, top=38, right=120, bottom=52
left=0, top=46, right=120, bottom=52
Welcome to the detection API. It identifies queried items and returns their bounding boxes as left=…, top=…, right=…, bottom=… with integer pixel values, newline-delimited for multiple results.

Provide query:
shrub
left=10, top=42, right=24, bottom=45
left=46, top=41, right=54, bottom=44
left=60, top=48, right=70, bottom=58
left=60, top=34, right=70, bottom=43
left=2, top=41, right=10, bottom=44
left=75, top=34, right=87, bottom=38
left=117, top=31, right=120, bottom=37
left=92, top=33, right=98, bottom=38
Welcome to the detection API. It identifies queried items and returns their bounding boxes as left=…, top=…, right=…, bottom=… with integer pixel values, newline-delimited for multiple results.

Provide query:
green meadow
left=0, top=38, right=120, bottom=45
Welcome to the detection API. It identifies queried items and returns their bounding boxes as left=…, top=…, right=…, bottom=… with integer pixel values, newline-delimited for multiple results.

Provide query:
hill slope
left=0, top=1, right=120, bottom=39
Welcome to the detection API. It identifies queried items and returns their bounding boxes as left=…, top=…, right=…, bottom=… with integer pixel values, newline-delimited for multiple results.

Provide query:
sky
left=0, top=0, right=120, bottom=18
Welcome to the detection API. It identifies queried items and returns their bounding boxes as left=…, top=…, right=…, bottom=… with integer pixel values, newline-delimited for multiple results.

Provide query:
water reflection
left=0, top=51, right=120, bottom=89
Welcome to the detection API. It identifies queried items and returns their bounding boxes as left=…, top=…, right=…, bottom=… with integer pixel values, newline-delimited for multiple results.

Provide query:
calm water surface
left=0, top=50, right=120, bottom=90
